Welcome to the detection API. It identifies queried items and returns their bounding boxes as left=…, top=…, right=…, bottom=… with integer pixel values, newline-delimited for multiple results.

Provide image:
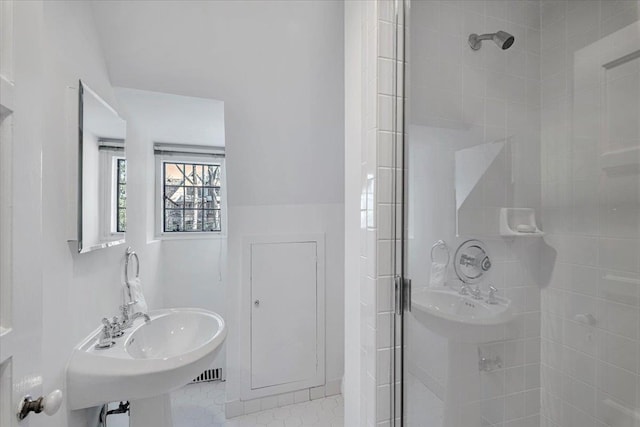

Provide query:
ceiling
left=114, top=87, right=225, bottom=147
left=90, top=0, right=340, bottom=102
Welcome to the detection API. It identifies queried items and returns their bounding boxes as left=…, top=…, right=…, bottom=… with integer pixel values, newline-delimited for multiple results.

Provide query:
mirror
left=454, top=139, right=512, bottom=236
left=78, top=81, right=127, bottom=253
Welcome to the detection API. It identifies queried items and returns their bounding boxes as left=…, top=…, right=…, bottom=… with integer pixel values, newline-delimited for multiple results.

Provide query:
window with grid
left=116, top=158, right=127, bottom=232
left=162, top=162, right=222, bottom=232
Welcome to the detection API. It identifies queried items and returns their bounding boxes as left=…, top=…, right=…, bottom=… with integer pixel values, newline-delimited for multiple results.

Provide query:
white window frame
left=154, top=153, right=227, bottom=240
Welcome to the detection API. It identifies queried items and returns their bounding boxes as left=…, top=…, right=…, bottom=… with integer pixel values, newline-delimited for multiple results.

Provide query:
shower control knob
left=254, top=299, right=260, bottom=307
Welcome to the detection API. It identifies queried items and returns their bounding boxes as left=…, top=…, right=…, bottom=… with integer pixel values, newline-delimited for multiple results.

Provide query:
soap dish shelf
left=499, top=208, right=545, bottom=237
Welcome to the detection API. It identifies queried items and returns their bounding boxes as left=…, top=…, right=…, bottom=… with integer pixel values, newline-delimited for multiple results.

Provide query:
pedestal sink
left=411, top=287, right=513, bottom=427
left=67, top=308, right=226, bottom=426
left=411, top=288, right=512, bottom=343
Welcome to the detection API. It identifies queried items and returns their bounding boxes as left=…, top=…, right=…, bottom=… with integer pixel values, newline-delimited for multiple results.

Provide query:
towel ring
left=430, top=240, right=450, bottom=267
left=124, top=247, right=140, bottom=284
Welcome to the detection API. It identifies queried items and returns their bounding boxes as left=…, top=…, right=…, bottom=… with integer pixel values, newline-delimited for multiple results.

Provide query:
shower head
left=468, top=31, right=515, bottom=50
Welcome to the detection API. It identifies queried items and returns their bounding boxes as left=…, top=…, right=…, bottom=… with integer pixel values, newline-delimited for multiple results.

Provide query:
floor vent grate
left=192, top=368, right=224, bottom=383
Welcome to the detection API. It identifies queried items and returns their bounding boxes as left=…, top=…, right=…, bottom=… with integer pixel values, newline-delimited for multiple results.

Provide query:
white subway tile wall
left=406, top=1, right=542, bottom=426
left=366, top=2, right=640, bottom=427
left=359, top=1, right=403, bottom=425
left=540, top=1, right=640, bottom=427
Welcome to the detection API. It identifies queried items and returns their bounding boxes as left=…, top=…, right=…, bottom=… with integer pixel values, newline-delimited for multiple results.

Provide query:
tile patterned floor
left=171, top=382, right=344, bottom=427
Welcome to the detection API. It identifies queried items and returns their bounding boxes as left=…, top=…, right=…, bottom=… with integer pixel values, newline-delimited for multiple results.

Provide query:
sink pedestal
left=443, top=341, right=481, bottom=427
left=410, top=288, right=513, bottom=427
left=130, top=394, right=174, bottom=427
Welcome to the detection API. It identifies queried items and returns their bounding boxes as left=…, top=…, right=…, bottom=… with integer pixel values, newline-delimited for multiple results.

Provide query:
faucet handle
left=487, top=285, right=499, bottom=304
left=96, top=318, right=116, bottom=349
left=111, top=316, right=124, bottom=337
left=101, top=317, right=112, bottom=329
left=470, top=284, right=483, bottom=299
left=459, top=283, right=470, bottom=295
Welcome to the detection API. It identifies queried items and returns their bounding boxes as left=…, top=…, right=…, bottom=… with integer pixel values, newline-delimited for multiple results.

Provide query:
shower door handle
left=394, top=275, right=402, bottom=316
left=403, top=278, right=412, bottom=312
left=395, top=276, right=412, bottom=315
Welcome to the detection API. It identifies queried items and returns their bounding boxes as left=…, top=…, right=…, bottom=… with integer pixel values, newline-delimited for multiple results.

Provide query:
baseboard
left=225, top=380, right=342, bottom=419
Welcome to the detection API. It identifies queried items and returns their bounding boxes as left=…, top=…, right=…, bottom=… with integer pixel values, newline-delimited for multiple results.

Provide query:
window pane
left=118, top=209, right=126, bottom=232
left=164, top=186, right=184, bottom=208
left=213, top=166, right=221, bottom=186
left=203, top=187, right=221, bottom=209
left=165, top=209, right=184, bottom=232
left=184, top=209, right=204, bottom=231
left=165, top=163, right=184, bottom=185
left=204, top=209, right=221, bottom=231
left=183, top=165, right=196, bottom=186
left=118, top=160, right=127, bottom=184
left=162, top=161, right=222, bottom=233
left=118, top=184, right=127, bottom=208
left=194, top=164, right=204, bottom=186
left=204, top=165, right=221, bottom=186
left=185, top=187, right=203, bottom=208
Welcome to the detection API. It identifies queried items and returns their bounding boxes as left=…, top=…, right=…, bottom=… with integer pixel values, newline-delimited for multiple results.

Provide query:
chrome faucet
left=129, top=311, right=151, bottom=326
left=119, top=301, right=151, bottom=329
left=469, top=284, right=483, bottom=300
left=95, top=318, right=116, bottom=349
left=487, top=285, right=499, bottom=304
left=459, top=283, right=472, bottom=295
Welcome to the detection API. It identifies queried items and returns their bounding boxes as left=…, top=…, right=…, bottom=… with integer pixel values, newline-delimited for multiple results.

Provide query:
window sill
left=156, top=232, right=227, bottom=241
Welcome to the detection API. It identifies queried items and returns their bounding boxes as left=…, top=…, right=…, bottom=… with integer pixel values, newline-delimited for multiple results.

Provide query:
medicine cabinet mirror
left=78, top=81, right=127, bottom=253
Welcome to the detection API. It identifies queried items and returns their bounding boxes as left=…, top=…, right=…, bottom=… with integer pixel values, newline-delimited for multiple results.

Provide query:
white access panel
left=250, top=241, right=320, bottom=390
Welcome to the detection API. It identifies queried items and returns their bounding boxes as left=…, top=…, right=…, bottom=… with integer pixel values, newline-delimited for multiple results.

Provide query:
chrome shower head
left=468, top=31, right=515, bottom=50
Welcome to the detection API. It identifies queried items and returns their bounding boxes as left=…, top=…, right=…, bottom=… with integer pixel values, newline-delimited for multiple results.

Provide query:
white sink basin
left=411, top=288, right=513, bottom=342
left=67, top=308, right=226, bottom=410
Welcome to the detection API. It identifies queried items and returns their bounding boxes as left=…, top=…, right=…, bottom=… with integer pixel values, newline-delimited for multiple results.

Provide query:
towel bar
left=124, top=247, right=140, bottom=284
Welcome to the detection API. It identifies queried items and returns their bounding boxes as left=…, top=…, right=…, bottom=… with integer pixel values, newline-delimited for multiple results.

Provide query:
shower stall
left=385, top=1, right=640, bottom=426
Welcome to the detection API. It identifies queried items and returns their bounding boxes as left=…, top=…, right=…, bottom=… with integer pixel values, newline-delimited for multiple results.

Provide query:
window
left=97, top=142, right=125, bottom=238
left=116, top=158, right=126, bottom=232
left=162, top=162, right=222, bottom=232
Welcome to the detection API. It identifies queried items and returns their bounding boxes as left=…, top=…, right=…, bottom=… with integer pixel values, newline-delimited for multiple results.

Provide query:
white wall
left=37, top=2, right=163, bottom=426
left=114, top=87, right=229, bottom=371
left=89, top=0, right=346, bottom=409
left=10, top=2, right=344, bottom=425
left=90, top=0, right=345, bottom=206
left=160, top=239, right=227, bottom=370
left=539, top=2, right=640, bottom=426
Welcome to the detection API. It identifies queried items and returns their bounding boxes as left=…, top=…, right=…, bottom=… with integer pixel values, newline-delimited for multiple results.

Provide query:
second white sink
left=411, top=288, right=513, bottom=342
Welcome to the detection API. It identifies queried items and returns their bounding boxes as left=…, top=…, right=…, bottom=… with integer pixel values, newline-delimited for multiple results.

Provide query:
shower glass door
left=395, top=1, right=640, bottom=426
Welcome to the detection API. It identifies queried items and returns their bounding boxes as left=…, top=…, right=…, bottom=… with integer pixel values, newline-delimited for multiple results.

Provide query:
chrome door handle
left=404, top=278, right=412, bottom=312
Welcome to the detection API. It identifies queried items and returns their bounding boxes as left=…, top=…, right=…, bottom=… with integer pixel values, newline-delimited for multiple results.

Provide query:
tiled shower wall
left=539, top=1, right=640, bottom=427
left=359, top=1, right=401, bottom=426
left=364, top=2, right=640, bottom=427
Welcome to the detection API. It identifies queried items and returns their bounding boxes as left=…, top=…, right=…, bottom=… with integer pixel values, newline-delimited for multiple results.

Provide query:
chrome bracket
left=394, top=275, right=402, bottom=316
left=394, top=275, right=412, bottom=315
